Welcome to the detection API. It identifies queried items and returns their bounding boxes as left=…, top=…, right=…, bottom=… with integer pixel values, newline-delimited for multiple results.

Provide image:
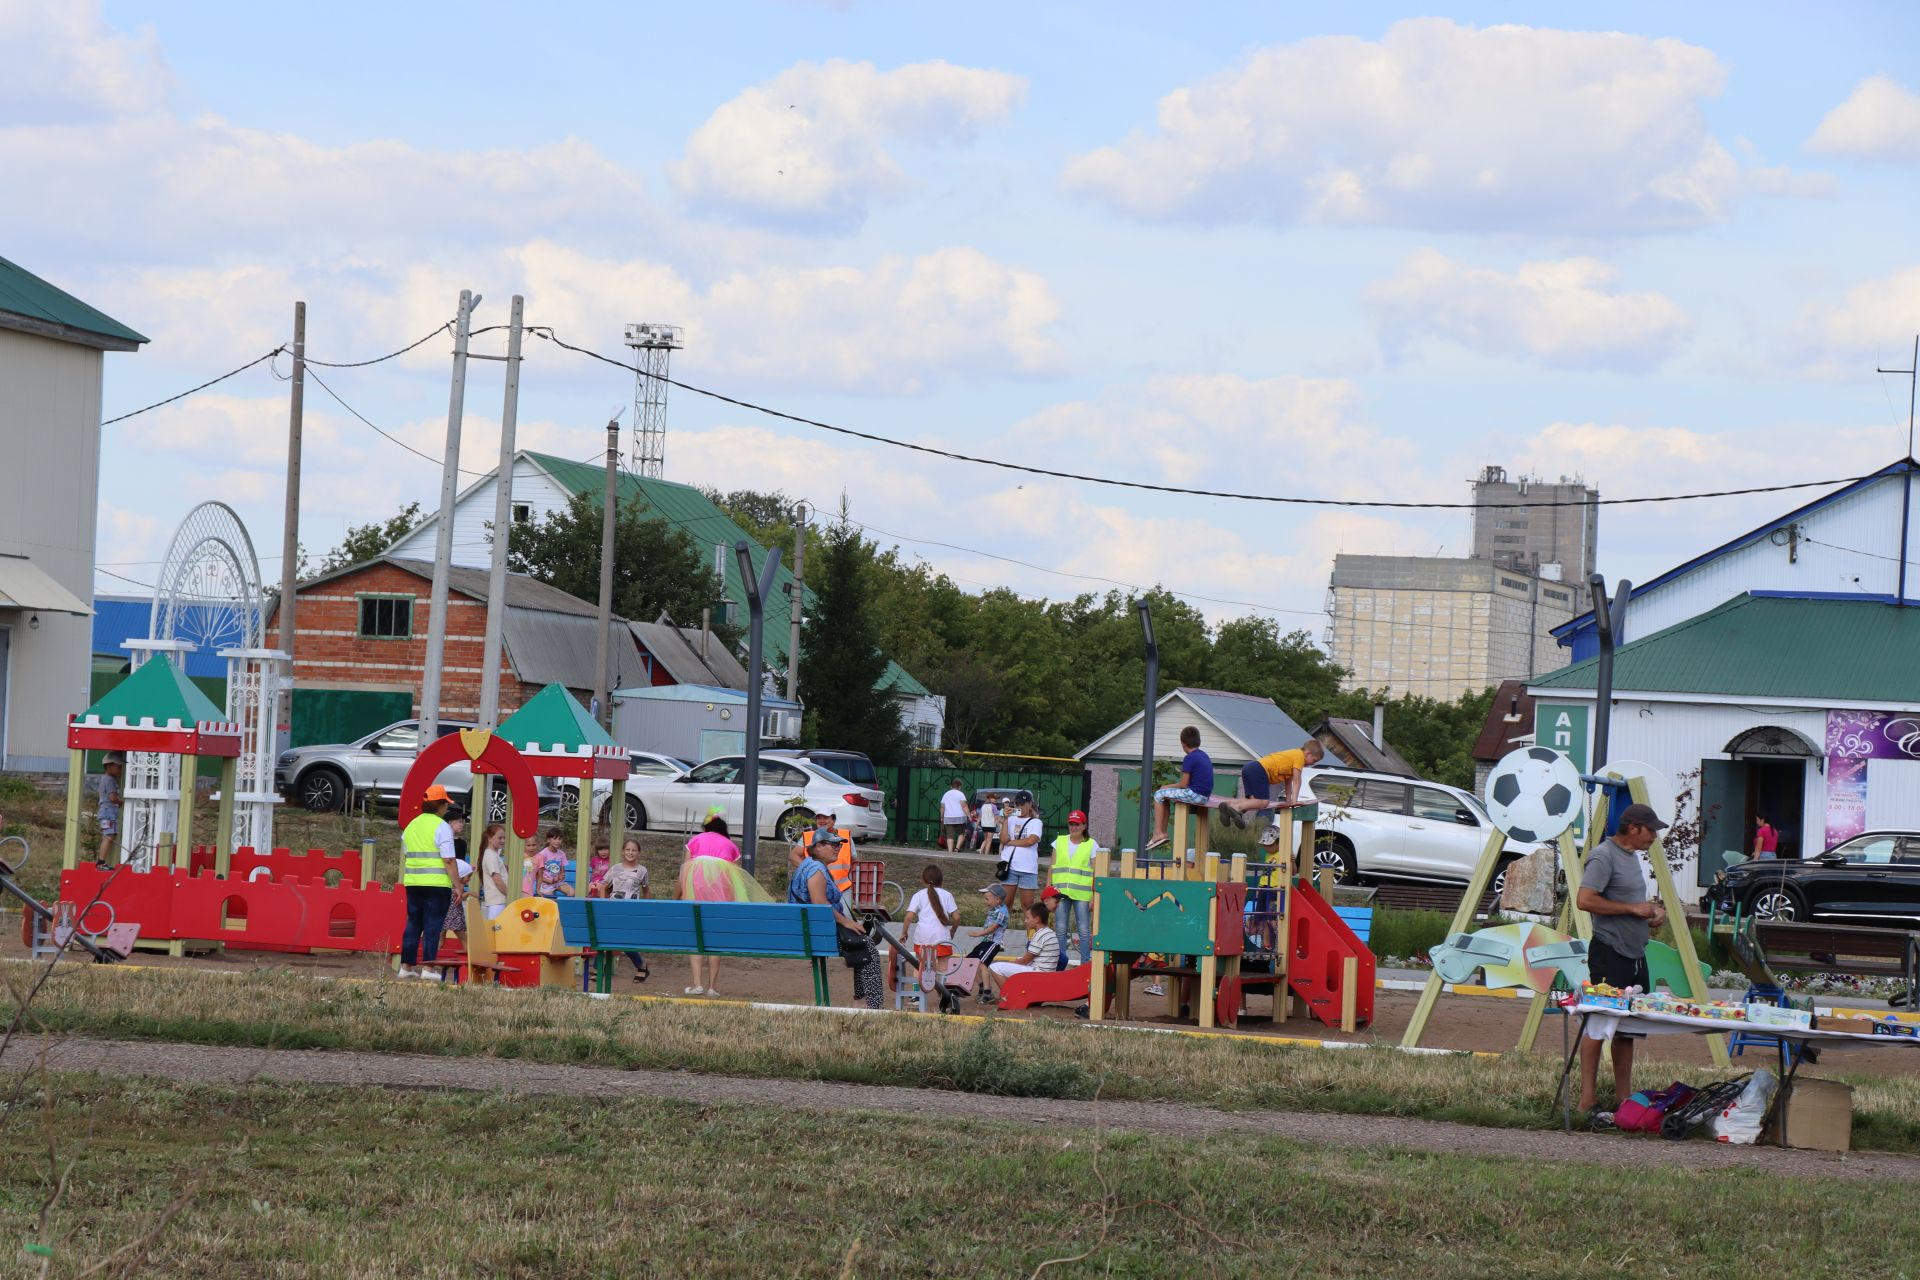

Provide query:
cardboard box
left=1747, top=1004, right=1813, bottom=1030
left=1775, top=1078, right=1853, bottom=1153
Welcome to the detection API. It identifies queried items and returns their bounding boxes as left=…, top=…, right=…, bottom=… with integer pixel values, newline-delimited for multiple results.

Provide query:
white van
left=1303, top=767, right=1541, bottom=895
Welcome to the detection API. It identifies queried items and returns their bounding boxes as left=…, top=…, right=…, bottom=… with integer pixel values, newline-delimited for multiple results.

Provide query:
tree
left=315, top=502, right=422, bottom=575
left=796, top=519, right=909, bottom=761
left=507, top=491, right=734, bottom=642
left=703, top=487, right=798, bottom=569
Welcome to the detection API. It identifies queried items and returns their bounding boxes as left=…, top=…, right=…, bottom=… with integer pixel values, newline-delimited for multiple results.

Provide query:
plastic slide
left=1286, top=880, right=1375, bottom=1029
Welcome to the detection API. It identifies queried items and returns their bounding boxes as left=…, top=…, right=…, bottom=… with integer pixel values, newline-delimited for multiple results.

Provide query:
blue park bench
left=556, top=899, right=840, bottom=1005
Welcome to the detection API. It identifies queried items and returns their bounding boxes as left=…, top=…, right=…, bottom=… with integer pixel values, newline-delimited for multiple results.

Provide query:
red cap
left=1068, top=810, right=1087, bottom=824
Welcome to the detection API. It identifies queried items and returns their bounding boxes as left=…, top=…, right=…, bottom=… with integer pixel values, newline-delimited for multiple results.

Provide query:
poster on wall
left=1825, top=710, right=1920, bottom=845
left=1532, top=702, right=1591, bottom=841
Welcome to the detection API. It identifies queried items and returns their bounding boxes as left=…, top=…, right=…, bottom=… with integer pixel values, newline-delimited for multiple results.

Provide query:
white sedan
left=621, top=754, right=889, bottom=844
left=574, top=752, right=692, bottom=828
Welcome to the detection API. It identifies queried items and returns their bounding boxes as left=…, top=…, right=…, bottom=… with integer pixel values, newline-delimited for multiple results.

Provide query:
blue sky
left=7, top=2, right=1918, bottom=634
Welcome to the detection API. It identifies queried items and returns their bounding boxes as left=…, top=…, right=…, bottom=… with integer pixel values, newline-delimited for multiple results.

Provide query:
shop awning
left=0, top=554, right=91, bottom=615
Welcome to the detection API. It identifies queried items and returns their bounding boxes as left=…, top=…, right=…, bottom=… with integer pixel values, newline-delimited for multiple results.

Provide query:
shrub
left=930, top=1025, right=1097, bottom=1100
left=1367, top=907, right=1460, bottom=962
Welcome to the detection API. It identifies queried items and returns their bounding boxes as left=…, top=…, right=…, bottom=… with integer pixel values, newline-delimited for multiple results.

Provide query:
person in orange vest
left=795, top=809, right=857, bottom=897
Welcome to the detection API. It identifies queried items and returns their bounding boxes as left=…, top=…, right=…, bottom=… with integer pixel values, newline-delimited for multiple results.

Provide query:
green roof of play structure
left=496, top=682, right=618, bottom=750
left=83, top=658, right=227, bottom=725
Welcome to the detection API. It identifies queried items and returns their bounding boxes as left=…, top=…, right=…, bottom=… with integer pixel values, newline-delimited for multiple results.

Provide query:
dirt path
left=8, top=1034, right=1913, bottom=1182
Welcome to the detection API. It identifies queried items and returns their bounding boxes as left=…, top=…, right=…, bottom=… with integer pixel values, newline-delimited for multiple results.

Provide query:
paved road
left=8, top=1034, right=1910, bottom=1182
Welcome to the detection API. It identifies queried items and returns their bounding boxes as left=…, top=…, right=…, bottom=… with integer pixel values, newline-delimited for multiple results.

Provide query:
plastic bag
left=1711, top=1067, right=1778, bottom=1144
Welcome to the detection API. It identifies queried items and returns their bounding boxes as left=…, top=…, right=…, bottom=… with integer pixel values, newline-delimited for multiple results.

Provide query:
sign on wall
left=1533, top=702, right=1591, bottom=839
left=1825, top=710, right=1920, bottom=845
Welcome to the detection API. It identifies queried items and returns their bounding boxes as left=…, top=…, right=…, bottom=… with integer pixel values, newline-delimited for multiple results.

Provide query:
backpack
left=1614, top=1082, right=1695, bottom=1133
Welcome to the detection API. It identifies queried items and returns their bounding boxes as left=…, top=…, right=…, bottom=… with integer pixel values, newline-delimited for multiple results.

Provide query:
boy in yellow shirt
left=1216, top=740, right=1324, bottom=828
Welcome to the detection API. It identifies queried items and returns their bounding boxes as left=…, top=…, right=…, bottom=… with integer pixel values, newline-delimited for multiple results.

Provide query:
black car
left=1708, top=831, right=1920, bottom=924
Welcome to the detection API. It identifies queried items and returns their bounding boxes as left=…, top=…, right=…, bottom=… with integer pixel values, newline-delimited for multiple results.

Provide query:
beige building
left=1469, top=464, right=1598, bottom=580
left=1325, top=555, right=1577, bottom=700
left=0, top=256, right=146, bottom=769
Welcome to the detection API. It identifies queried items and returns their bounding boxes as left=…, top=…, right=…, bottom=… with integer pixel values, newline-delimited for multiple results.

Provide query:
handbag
left=994, top=858, right=1011, bottom=882
left=836, top=923, right=874, bottom=968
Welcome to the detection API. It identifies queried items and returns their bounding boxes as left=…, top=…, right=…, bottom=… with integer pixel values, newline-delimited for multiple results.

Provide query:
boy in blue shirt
left=1146, top=726, right=1214, bottom=851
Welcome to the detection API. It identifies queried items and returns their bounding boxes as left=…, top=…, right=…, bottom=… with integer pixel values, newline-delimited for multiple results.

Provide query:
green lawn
left=3, top=1072, right=1915, bottom=1278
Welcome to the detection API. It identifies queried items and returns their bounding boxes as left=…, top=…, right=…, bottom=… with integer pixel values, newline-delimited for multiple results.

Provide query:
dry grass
left=3, top=1071, right=1916, bottom=1278
left=17, top=963, right=1920, bottom=1151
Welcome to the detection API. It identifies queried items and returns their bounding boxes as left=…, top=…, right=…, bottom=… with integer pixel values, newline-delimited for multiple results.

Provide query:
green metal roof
left=496, top=682, right=618, bottom=751
left=527, top=451, right=930, bottom=698
left=83, top=657, right=227, bottom=726
left=0, top=256, right=147, bottom=349
left=1532, top=594, right=1920, bottom=703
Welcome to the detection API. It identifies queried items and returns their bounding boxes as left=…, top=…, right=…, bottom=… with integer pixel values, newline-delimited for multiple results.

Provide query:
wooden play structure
left=487, top=896, right=584, bottom=988
left=490, top=684, right=632, bottom=895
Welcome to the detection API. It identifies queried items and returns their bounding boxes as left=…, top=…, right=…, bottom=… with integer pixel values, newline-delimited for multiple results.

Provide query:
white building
left=0, top=257, right=146, bottom=770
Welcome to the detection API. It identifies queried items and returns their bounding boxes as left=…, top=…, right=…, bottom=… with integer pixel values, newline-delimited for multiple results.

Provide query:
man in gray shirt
left=1576, top=802, right=1669, bottom=1121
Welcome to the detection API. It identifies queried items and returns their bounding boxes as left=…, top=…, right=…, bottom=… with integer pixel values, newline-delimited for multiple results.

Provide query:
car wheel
left=556, top=786, right=580, bottom=818
left=296, top=767, right=348, bottom=813
left=1748, top=885, right=1806, bottom=923
left=484, top=788, right=508, bottom=824
left=776, top=808, right=814, bottom=844
left=1313, top=834, right=1358, bottom=885
left=1491, top=857, right=1519, bottom=900
left=623, top=795, right=647, bottom=832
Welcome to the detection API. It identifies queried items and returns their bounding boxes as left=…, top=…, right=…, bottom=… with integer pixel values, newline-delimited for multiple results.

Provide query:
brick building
left=265, top=556, right=645, bottom=742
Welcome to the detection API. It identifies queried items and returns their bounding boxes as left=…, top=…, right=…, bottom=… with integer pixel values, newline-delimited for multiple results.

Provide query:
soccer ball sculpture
left=1484, top=746, right=1581, bottom=844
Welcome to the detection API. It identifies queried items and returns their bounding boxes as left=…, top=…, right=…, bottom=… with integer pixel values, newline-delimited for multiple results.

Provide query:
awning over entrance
left=1724, top=725, right=1821, bottom=759
left=0, top=554, right=90, bottom=615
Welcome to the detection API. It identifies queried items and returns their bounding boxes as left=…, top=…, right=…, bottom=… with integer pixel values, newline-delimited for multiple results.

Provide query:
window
left=1499, top=576, right=1530, bottom=591
left=1354, top=780, right=1408, bottom=815
left=357, top=594, right=414, bottom=639
left=511, top=502, right=532, bottom=525
left=686, top=759, right=744, bottom=785
left=816, top=753, right=877, bottom=785
left=1544, top=589, right=1569, bottom=603
left=759, top=762, right=807, bottom=789
left=1312, top=779, right=1358, bottom=807
left=632, top=758, right=682, bottom=778
left=1838, top=836, right=1897, bottom=864
left=373, top=725, right=419, bottom=753
left=1412, top=786, right=1473, bottom=825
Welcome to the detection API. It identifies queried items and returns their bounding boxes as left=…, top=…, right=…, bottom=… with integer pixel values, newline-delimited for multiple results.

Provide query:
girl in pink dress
left=677, top=814, right=768, bottom=997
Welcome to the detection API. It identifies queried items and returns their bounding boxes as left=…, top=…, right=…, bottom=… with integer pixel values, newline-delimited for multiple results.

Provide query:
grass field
left=18, top=965, right=1920, bottom=1154
left=2, top=1072, right=1914, bottom=1278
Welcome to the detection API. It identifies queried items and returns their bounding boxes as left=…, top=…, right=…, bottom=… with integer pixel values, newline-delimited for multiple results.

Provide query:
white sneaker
left=684, top=986, right=706, bottom=995
left=396, top=966, right=417, bottom=980
left=1144, top=981, right=1165, bottom=996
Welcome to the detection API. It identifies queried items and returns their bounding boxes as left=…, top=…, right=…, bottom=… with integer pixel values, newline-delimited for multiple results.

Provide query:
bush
left=0, top=774, right=38, bottom=804
left=1368, top=907, right=1460, bottom=962
left=930, top=1025, right=1098, bottom=1100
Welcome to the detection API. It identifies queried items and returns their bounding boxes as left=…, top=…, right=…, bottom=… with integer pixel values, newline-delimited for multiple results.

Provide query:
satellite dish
left=1484, top=746, right=1582, bottom=844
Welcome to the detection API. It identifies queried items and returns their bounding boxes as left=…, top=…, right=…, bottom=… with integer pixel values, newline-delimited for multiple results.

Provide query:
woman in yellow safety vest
left=399, top=785, right=465, bottom=980
left=1047, top=811, right=1097, bottom=967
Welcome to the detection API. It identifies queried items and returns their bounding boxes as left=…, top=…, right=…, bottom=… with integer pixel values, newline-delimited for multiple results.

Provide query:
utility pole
left=592, top=416, right=621, bottom=729
left=785, top=503, right=809, bottom=699
left=276, top=300, right=305, bottom=749
left=420, top=290, right=478, bottom=743
left=736, top=541, right=782, bottom=875
left=1135, top=599, right=1158, bottom=855
left=477, top=296, right=524, bottom=727
left=1877, top=336, right=1917, bottom=606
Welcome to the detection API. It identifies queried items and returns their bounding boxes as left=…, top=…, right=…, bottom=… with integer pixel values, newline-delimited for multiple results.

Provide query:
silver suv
left=1304, top=766, right=1540, bottom=895
left=275, top=719, right=558, bottom=820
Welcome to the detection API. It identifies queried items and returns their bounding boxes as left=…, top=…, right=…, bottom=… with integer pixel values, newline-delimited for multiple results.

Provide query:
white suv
left=1303, top=767, right=1540, bottom=895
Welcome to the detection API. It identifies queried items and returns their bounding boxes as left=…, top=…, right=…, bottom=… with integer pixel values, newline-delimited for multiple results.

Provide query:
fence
left=876, top=762, right=1090, bottom=846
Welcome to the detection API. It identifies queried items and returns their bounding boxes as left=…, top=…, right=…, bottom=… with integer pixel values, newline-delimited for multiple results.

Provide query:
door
left=364, top=722, right=421, bottom=800
left=757, top=761, right=810, bottom=838
left=1341, top=779, right=1410, bottom=876
left=1747, top=758, right=1807, bottom=862
left=1406, top=784, right=1483, bottom=882
left=1816, top=834, right=1902, bottom=919
left=672, top=757, right=743, bottom=831
left=1696, top=759, right=1748, bottom=888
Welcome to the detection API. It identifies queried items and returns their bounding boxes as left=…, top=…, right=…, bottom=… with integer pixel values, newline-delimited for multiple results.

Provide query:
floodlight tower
left=623, top=322, right=684, bottom=478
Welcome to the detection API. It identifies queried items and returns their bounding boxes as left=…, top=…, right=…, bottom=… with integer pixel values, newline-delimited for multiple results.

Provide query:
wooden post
left=1297, top=803, right=1317, bottom=869
left=1274, top=806, right=1294, bottom=878
left=1199, top=884, right=1218, bottom=1030
left=574, top=777, right=593, bottom=895
left=1400, top=826, right=1508, bottom=1049
left=1089, top=851, right=1110, bottom=1022
left=1340, top=955, right=1359, bottom=1033
left=360, top=838, right=375, bottom=890
left=1317, top=867, right=1335, bottom=900
left=504, top=792, right=522, bottom=898
left=1119, top=849, right=1137, bottom=879
left=610, top=777, right=629, bottom=841
left=215, top=757, right=237, bottom=876
left=1202, top=850, right=1220, bottom=883
left=175, top=754, right=198, bottom=870
left=62, top=748, right=83, bottom=870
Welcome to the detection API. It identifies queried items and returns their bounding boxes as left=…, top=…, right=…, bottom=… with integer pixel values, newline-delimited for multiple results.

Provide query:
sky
left=6, top=1, right=1920, bottom=640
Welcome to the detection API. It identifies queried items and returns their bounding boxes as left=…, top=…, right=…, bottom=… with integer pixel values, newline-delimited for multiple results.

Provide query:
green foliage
left=507, top=491, right=739, bottom=647
left=1367, top=908, right=1463, bottom=962
left=931, top=1025, right=1098, bottom=1099
left=315, top=501, right=422, bottom=575
left=796, top=520, right=909, bottom=760
left=703, top=487, right=798, bottom=569
left=0, top=774, right=38, bottom=805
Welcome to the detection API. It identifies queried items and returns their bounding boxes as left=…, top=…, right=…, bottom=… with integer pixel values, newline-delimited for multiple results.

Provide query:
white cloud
left=1367, top=249, right=1691, bottom=370
left=1794, top=265, right=1920, bottom=379
left=674, top=58, right=1027, bottom=228
left=0, top=1, right=170, bottom=125
left=1810, top=74, right=1920, bottom=162
left=1062, top=19, right=1787, bottom=233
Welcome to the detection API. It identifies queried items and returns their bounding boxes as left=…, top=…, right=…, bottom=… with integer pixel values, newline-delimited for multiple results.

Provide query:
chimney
left=1372, top=702, right=1385, bottom=747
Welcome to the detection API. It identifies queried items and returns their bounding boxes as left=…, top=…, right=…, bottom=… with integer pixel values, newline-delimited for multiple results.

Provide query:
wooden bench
left=1751, top=920, right=1919, bottom=1003
left=557, top=899, right=840, bottom=1004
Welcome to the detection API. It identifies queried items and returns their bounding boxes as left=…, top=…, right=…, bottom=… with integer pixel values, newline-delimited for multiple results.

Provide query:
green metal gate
left=877, top=764, right=1091, bottom=846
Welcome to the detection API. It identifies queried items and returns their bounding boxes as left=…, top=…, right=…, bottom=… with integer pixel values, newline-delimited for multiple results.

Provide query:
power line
left=303, top=322, right=453, bottom=368
left=527, top=327, right=1879, bottom=512
left=101, top=348, right=285, bottom=425
left=301, top=364, right=493, bottom=479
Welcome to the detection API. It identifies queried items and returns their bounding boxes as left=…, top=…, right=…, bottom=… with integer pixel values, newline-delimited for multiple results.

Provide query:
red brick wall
left=264, top=563, right=536, bottom=720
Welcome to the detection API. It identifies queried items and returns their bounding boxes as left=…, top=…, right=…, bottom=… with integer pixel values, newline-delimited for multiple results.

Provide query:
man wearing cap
left=399, top=785, right=464, bottom=980
left=1575, top=802, right=1669, bottom=1122
left=795, top=809, right=857, bottom=896
left=1048, top=811, right=1097, bottom=967
left=1001, top=791, right=1044, bottom=911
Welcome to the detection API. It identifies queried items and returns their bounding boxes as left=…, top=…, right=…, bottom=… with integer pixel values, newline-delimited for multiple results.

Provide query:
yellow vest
left=1050, top=835, right=1096, bottom=900
left=402, top=813, right=453, bottom=888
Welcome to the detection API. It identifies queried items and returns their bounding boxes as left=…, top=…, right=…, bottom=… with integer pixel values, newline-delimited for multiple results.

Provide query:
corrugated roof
left=497, top=683, right=618, bottom=750
left=1470, top=679, right=1538, bottom=762
left=628, top=619, right=748, bottom=689
left=1532, top=594, right=1920, bottom=702
left=525, top=452, right=930, bottom=697
left=1318, top=718, right=1418, bottom=776
left=1178, top=688, right=1313, bottom=756
left=0, top=256, right=146, bottom=349
left=503, top=611, right=645, bottom=692
left=612, top=682, right=801, bottom=710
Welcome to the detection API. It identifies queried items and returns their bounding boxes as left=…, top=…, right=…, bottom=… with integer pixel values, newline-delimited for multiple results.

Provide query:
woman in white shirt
left=1001, top=790, right=1044, bottom=911
left=903, top=864, right=959, bottom=998
left=939, top=778, right=969, bottom=851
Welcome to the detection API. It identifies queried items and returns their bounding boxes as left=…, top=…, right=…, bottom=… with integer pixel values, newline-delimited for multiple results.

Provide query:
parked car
left=580, top=752, right=693, bottom=828
left=1706, top=831, right=1920, bottom=924
left=764, top=749, right=883, bottom=799
left=1303, top=766, right=1541, bottom=896
left=275, top=719, right=559, bottom=820
left=622, top=754, right=887, bottom=843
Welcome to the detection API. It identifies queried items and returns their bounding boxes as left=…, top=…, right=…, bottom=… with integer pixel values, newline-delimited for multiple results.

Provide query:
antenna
left=1878, top=335, right=1919, bottom=458
left=622, top=323, right=684, bottom=478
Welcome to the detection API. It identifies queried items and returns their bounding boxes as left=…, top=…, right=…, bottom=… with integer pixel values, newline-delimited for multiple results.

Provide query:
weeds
left=931, top=1024, right=1098, bottom=1099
